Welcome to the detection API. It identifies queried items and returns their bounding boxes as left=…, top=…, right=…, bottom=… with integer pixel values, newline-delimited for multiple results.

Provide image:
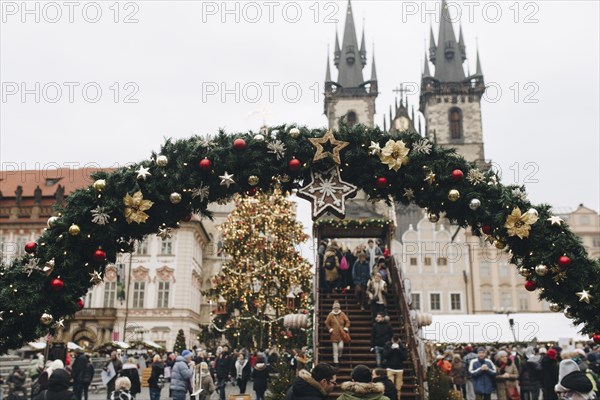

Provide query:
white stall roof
left=422, top=313, right=589, bottom=343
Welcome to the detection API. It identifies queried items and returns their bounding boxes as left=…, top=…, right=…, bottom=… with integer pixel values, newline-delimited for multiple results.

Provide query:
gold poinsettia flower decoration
left=123, top=191, right=154, bottom=224
left=504, top=207, right=539, bottom=239
left=379, top=139, right=410, bottom=171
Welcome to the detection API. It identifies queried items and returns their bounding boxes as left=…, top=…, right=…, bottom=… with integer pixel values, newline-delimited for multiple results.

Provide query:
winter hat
left=351, top=364, right=372, bottom=383
left=464, top=346, right=473, bottom=353
left=332, top=301, right=341, bottom=310
left=547, top=349, right=558, bottom=360
left=555, top=359, right=594, bottom=394
left=477, top=347, right=486, bottom=353
left=181, top=350, right=193, bottom=358
left=48, top=369, right=71, bottom=391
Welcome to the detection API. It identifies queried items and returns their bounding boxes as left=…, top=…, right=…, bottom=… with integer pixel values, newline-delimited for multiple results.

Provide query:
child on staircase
left=325, top=301, right=351, bottom=369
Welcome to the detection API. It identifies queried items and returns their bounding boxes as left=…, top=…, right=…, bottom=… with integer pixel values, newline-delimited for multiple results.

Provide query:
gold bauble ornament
left=289, top=128, right=301, bottom=138
left=564, top=308, right=573, bottom=319
left=40, top=313, right=53, bottom=325
left=47, top=216, right=59, bottom=229
left=280, top=174, right=291, bottom=183
left=248, top=176, right=259, bottom=186
left=535, top=264, right=549, bottom=276
left=549, top=303, right=561, bottom=312
left=169, top=192, right=182, bottom=204
left=427, top=212, right=440, bottom=223
left=93, top=179, right=106, bottom=192
left=495, top=240, right=507, bottom=249
left=156, top=155, right=168, bottom=167
left=518, top=267, right=531, bottom=277
left=68, top=224, right=80, bottom=236
left=448, top=189, right=460, bottom=202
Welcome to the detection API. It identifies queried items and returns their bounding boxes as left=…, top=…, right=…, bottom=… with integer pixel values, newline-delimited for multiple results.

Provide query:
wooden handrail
left=388, top=256, right=425, bottom=400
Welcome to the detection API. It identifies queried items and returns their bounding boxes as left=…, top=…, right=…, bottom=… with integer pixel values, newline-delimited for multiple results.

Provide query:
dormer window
left=444, top=41, right=455, bottom=60
left=45, top=177, right=63, bottom=186
left=346, top=46, right=355, bottom=65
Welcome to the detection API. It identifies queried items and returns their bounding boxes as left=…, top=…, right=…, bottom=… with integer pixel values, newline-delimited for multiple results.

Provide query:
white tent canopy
left=26, top=341, right=83, bottom=350
left=422, top=313, right=589, bottom=343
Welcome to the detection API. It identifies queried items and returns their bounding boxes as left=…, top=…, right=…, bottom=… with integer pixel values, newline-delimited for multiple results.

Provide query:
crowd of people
left=430, top=343, right=600, bottom=399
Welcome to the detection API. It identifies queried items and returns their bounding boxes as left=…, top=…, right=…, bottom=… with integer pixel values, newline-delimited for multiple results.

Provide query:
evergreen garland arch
left=0, top=125, right=599, bottom=352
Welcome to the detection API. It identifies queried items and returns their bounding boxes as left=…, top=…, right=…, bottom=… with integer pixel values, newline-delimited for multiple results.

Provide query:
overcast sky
left=1, top=0, right=599, bottom=239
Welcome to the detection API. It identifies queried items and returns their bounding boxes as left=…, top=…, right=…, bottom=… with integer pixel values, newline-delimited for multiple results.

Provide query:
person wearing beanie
left=171, top=350, right=194, bottom=400
left=337, top=365, right=388, bottom=400
left=285, top=363, right=336, bottom=400
left=495, top=350, right=519, bottom=400
left=541, top=348, right=560, bottom=400
left=324, top=301, right=350, bottom=367
left=468, top=347, right=496, bottom=400
left=33, top=368, right=74, bottom=400
left=555, top=359, right=595, bottom=399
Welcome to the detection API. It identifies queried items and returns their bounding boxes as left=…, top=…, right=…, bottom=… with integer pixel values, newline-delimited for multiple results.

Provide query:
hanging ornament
left=451, top=169, right=464, bottom=181
left=93, top=249, right=106, bottom=262
left=280, top=174, right=291, bottom=183
left=376, top=177, right=389, bottom=189
left=526, top=208, right=539, bottom=218
left=494, top=240, right=506, bottom=250
left=253, top=133, right=265, bottom=142
left=558, top=256, right=571, bottom=268
left=308, top=130, right=349, bottom=165
left=593, top=334, right=600, bottom=344
left=68, top=224, right=80, bottom=236
left=169, top=192, right=182, bottom=204
left=47, top=216, right=59, bottom=229
left=289, top=127, right=301, bottom=138
left=219, top=172, right=235, bottom=188
left=136, top=166, right=152, bottom=181
left=247, top=188, right=257, bottom=196
left=576, top=289, right=592, bottom=304
left=54, top=318, right=65, bottom=329
left=535, top=264, right=549, bottom=276
left=247, top=176, right=259, bottom=186
left=504, top=207, right=539, bottom=239
left=76, top=298, right=85, bottom=310
left=427, top=212, right=440, bottom=223
left=524, top=280, right=536, bottom=291
left=25, top=242, right=37, bottom=254
left=93, top=179, right=106, bottom=192
left=448, top=189, right=460, bottom=202
left=199, top=158, right=212, bottom=171
left=469, top=199, right=481, bottom=210
left=50, top=278, right=64, bottom=291
left=233, top=138, right=247, bottom=150
left=40, top=313, right=53, bottom=325
left=156, top=155, right=168, bottom=167
left=518, top=267, right=531, bottom=278
left=123, top=191, right=154, bottom=224
left=288, top=158, right=301, bottom=172
left=549, top=303, right=561, bottom=312
left=482, top=225, right=493, bottom=235
left=89, top=271, right=103, bottom=285
left=564, top=308, right=573, bottom=319
left=297, top=166, right=357, bottom=219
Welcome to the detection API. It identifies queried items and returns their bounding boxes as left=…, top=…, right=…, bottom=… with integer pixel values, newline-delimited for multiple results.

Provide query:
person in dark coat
left=81, top=355, right=95, bottom=400
left=555, top=359, right=595, bottom=398
left=147, top=355, right=164, bottom=400
left=468, top=347, right=496, bottom=400
left=33, top=368, right=74, bottom=400
left=104, top=352, right=123, bottom=400
left=383, top=334, right=406, bottom=399
left=352, top=252, right=370, bottom=311
left=285, top=363, right=336, bottom=400
left=70, top=350, right=87, bottom=400
left=7, top=366, right=26, bottom=399
left=337, top=365, right=388, bottom=400
left=215, top=346, right=232, bottom=400
left=252, top=357, right=272, bottom=400
left=372, top=368, right=397, bottom=400
left=371, top=313, right=394, bottom=368
left=540, top=349, right=560, bottom=400
left=119, top=358, right=140, bottom=399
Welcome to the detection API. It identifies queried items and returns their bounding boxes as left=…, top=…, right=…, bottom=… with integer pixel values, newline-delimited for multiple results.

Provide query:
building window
left=499, top=263, right=509, bottom=277
left=430, top=293, right=441, bottom=311
left=412, top=293, right=421, bottom=311
left=157, top=281, right=170, bottom=308
left=133, top=282, right=145, bottom=308
left=450, top=293, right=462, bottom=311
left=160, top=238, right=172, bottom=255
left=580, top=216, right=590, bottom=225
left=136, top=238, right=148, bottom=255
left=518, top=293, right=529, bottom=311
left=103, top=282, right=116, bottom=308
left=346, top=111, right=358, bottom=127
left=449, top=107, right=462, bottom=139
left=501, top=291, right=512, bottom=309
left=482, top=291, right=493, bottom=311
left=437, top=257, right=448, bottom=266
left=409, top=257, right=418, bottom=266
left=594, top=237, right=600, bottom=248
left=480, top=262, right=490, bottom=278
left=424, top=257, right=432, bottom=266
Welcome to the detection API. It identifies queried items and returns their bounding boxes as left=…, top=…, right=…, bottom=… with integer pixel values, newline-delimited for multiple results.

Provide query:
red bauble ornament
left=182, top=214, right=193, bottom=222
left=93, top=249, right=106, bottom=262
left=25, top=242, right=37, bottom=254
left=233, top=138, right=247, bottom=150
left=558, top=256, right=571, bottom=268
left=76, top=298, right=85, bottom=310
left=451, top=169, right=464, bottom=181
left=247, top=188, right=257, bottom=196
left=288, top=158, right=301, bottom=171
left=593, top=333, right=600, bottom=344
left=50, top=278, right=64, bottom=291
left=524, top=280, right=536, bottom=291
left=376, top=177, right=389, bottom=189
left=482, top=225, right=493, bottom=235
left=199, top=158, right=212, bottom=170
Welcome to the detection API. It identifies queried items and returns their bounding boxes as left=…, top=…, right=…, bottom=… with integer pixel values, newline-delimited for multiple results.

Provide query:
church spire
left=360, top=26, right=367, bottom=67
left=429, top=25, right=437, bottom=64
left=458, top=25, right=466, bottom=61
left=335, top=0, right=365, bottom=88
left=334, top=31, right=341, bottom=67
left=370, top=52, right=378, bottom=94
left=432, top=0, right=466, bottom=82
left=476, top=47, right=483, bottom=76
left=423, top=51, right=431, bottom=77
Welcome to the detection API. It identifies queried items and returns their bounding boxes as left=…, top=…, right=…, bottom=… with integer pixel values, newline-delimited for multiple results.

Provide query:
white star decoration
left=89, top=271, right=103, bottom=285
left=411, top=139, right=432, bottom=155
left=368, top=141, right=381, bottom=156
left=91, top=206, right=110, bottom=225
left=54, top=318, right=65, bottom=329
left=219, top=172, right=235, bottom=188
left=136, top=166, right=151, bottom=181
left=297, top=166, right=357, bottom=219
left=267, top=140, right=286, bottom=160
left=191, top=185, right=210, bottom=202
left=547, top=216, right=564, bottom=226
left=576, top=290, right=592, bottom=304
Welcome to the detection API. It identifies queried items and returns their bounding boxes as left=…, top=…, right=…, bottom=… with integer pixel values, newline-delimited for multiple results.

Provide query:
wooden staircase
left=317, top=286, right=420, bottom=399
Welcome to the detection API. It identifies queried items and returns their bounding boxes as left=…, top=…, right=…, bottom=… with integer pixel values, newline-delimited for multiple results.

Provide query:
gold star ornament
left=576, top=289, right=592, bottom=304
left=308, top=130, right=349, bottom=165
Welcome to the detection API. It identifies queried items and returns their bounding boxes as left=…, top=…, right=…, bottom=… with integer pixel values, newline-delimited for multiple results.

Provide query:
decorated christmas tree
left=204, top=190, right=313, bottom=349
left=173, top=329, right=187, bottom=353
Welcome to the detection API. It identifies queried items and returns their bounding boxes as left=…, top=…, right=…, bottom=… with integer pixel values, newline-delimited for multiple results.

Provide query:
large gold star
left=576, top=289, right=592, bottom=304
left=308, top=130, right=349, bottom=165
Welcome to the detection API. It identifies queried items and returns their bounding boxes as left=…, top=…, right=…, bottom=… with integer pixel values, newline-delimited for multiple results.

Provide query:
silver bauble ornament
left=526, top=208, right=538, bottom=218
left=427, top=212, right=440, bottom=223
left=40, top=313, right=53, bottom=325
left=448, top=189, right=460, bottom=202
left=169, top=192, right=182, bottom=204
left=47, top=216, right=59, bottom=229
left=253, top=134, right=265, bottom=142
left=289, top=128, right=301, bottom=138
left=535, top=264, right=549, bottom=276
left=564, top=308, right=573, bottom=319
left=549, top=303, right=561, bottom=312
left=248, top=175, right=259, bottom=186
left=156, top=155, right=168, bottom=167
left=469, top=198, right=481, bottom=210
